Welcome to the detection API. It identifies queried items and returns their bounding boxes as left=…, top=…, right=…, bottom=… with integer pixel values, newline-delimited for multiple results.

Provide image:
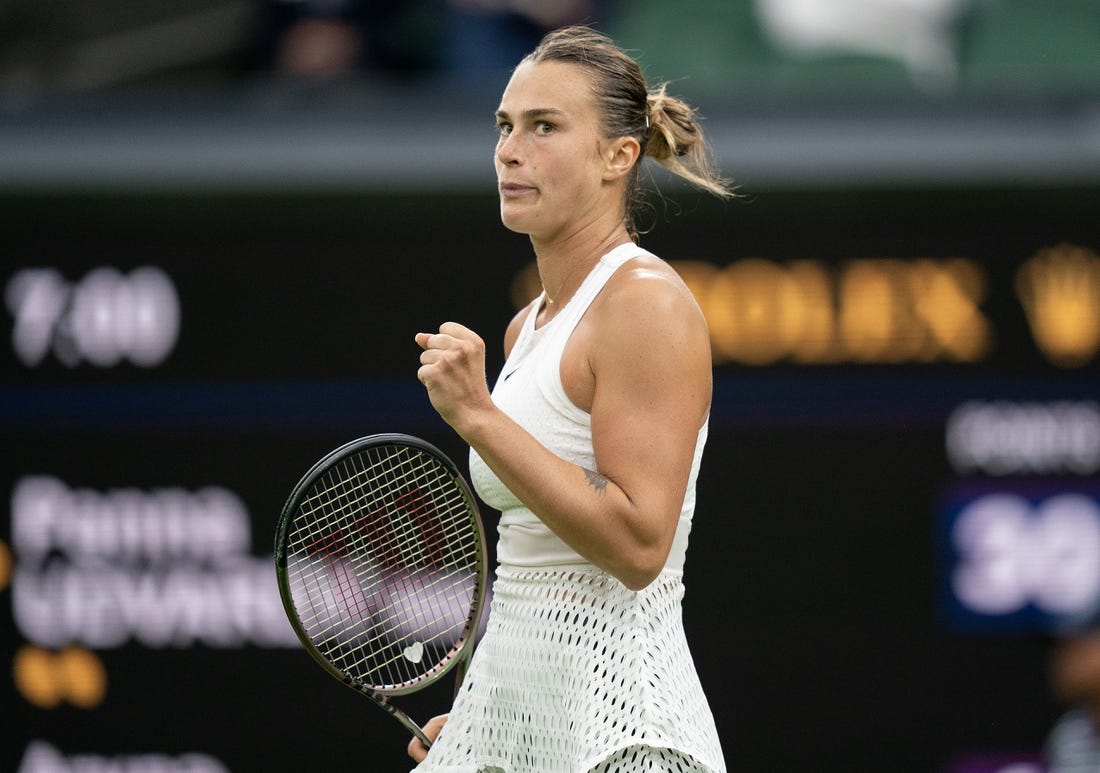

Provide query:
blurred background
left=2, top=1, right=1099, bottom=771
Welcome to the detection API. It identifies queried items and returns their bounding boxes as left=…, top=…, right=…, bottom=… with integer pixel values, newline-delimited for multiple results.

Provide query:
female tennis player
left=412, top=25, right=732, bottom=772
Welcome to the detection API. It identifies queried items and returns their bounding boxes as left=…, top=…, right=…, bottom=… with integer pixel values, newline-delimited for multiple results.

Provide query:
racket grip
left=368, top=692, right=433, bottom=749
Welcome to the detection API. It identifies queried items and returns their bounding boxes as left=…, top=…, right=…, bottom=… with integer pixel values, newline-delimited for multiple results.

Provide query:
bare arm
left=416, top=265, right=710, bottom=590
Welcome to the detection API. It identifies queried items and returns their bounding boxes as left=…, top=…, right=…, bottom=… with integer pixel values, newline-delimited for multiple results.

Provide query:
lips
left=499, top=182, right=537, bottom=198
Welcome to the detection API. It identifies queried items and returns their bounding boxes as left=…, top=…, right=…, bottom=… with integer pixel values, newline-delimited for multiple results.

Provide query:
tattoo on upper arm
left=584, top=468, right=609, bottom=495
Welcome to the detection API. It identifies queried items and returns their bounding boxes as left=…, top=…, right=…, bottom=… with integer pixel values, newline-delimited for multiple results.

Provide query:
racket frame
left=274, top=433, right=488, bottom=748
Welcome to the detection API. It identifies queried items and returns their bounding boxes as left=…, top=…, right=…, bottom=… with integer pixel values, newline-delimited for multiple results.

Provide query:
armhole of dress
left=502, top=294, right=545, bottom=374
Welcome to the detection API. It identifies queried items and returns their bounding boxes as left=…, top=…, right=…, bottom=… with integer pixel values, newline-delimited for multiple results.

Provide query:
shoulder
left=598, top=253, right=707, bottom=334
left=585, top=253, right=711, bottom=368
left=564, top=252, right=712, bottom=416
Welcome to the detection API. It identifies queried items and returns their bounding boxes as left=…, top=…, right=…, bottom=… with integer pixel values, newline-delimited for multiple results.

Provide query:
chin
left=499, top=205, right=533, bottom=235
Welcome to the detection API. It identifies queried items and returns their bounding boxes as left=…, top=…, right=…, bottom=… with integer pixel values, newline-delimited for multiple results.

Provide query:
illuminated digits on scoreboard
left=950, top=493, right=1100, bottom=618
left=5, top=266, right=180, bottom=368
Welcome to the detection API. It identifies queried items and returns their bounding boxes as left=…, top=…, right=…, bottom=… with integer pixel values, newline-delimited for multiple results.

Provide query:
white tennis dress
left=413, top=243, right=726, bottom=773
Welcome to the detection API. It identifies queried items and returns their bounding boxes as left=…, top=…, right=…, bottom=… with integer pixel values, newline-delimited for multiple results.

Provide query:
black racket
left=275, top=433, right=488, bottom=748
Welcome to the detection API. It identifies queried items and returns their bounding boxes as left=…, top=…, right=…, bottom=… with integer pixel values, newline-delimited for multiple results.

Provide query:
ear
left=602, top=136, right=641, bottom=182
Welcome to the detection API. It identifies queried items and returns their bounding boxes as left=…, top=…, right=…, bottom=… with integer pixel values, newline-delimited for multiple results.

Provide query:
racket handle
left=368, top=692, right=433, bottom=749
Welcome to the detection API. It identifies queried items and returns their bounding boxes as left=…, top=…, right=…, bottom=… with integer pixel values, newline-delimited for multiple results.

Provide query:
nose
left=496, top=132, right=521, bottom=167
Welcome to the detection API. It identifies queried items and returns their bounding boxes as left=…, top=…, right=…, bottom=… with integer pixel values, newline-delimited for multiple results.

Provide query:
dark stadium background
left=3, top=3, right=1099, bottom=771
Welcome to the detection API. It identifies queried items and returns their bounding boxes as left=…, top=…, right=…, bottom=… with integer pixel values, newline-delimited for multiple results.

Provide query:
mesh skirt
left=413, top=564, right=726, bottom=773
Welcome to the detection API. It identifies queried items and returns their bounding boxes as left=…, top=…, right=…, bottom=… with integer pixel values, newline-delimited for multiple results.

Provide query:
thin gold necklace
left=544, top=260, right=585, bottom=308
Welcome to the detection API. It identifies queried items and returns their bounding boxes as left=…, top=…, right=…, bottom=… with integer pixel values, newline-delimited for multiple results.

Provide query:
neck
left=533, top=224, right=632, bottom=311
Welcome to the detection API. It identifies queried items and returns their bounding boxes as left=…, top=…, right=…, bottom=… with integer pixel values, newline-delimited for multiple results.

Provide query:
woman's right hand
left=407, top=714, right=449, bottom=764
left=415, top=323, right=493, bottom=438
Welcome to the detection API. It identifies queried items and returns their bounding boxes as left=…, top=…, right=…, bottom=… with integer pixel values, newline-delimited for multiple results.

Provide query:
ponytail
left=644, top=83, right=732, bottom=200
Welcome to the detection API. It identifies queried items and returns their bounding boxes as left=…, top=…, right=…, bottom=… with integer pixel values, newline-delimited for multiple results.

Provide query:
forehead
left=498, top=60, right=597, bottom=117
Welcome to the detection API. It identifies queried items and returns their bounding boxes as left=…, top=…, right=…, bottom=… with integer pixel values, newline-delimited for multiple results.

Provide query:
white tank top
left=469, top=242, right=707, bottom=571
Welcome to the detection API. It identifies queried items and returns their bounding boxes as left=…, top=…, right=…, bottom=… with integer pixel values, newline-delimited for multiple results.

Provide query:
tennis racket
left=275, top=433, right=488, bottom=748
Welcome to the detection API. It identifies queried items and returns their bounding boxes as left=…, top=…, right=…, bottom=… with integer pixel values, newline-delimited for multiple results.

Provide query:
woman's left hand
left=407, top=713, right=449, bottom=763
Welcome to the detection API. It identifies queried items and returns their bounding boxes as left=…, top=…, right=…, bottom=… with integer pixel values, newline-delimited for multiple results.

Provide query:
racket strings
left=294, top=526, right=472, bottom=683
left=296, top=465, right=474, bottom=609
left=285, top=445, right=482, bottom=690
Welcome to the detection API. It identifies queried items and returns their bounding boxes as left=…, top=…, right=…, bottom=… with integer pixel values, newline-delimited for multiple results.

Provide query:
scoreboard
left=2, top=185, right=1099, bottom=772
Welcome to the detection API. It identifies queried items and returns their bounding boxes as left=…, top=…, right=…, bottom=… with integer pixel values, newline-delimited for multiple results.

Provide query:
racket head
left=275, top=433, right=488, bottom=697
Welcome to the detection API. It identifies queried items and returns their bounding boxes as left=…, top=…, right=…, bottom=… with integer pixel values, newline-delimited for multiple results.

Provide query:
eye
left=535, top=121, right=554, bottom=135
left=496, top=121, right=513, bottom=137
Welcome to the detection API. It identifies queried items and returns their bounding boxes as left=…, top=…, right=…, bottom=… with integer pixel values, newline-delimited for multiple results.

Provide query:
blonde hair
left=523, top=26, right=733, bottom=237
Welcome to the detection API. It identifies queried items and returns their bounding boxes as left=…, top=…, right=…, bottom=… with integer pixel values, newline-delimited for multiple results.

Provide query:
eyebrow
left=495, top=107, right=567, bottom=122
